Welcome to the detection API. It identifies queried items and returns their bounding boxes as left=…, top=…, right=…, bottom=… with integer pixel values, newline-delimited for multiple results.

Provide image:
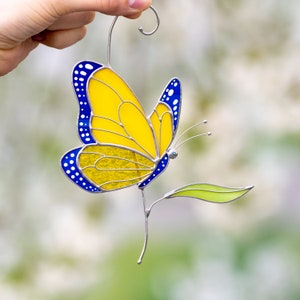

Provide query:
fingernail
left=129, top=0, right=149, bottom=9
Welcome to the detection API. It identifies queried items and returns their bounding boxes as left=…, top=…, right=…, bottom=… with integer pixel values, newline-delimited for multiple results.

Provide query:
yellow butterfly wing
left=87, top=67, right=157, bottom=159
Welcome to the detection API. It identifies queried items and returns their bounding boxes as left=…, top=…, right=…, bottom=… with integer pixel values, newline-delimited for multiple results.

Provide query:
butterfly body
left=61, top=61, right=181, bottom=193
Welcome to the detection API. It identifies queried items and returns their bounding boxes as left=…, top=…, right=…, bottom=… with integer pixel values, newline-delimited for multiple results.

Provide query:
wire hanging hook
left=138, top=6, right=160, bottom=36
left=107, top=5, right=160, bottom=67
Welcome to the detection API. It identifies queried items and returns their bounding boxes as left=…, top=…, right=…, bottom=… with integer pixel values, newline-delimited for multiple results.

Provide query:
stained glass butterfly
left=61, top=7, right=253, bottom=264
left=61, top=61, right=181, bottom=193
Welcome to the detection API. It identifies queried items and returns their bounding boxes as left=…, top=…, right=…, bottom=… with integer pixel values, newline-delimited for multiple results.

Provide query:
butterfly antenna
left=137, top=189, right=150, bottom=264
left=174, top=132, right=212, bottom=152
left=107, top=6, right=160, bottom=67
left=173, top=120, right=209, bottom=148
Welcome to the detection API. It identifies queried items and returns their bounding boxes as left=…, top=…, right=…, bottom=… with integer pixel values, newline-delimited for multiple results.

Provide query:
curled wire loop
left=107, top=5, right=160, bottom=66
left=138, top=6, right=160, bottom=36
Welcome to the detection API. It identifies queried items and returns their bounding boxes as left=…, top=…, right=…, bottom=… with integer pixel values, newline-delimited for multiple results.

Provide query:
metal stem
left=137, top=189, right=150, bottom=264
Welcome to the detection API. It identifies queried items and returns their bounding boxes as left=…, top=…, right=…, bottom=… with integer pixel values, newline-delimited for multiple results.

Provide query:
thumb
left=52, top=0, right=151, bottom=17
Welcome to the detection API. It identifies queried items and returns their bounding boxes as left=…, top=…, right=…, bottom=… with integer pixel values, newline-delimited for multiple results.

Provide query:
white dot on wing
left=85, top=63, right=93, bottom=70
left=168, top=89, right=174, bottom=96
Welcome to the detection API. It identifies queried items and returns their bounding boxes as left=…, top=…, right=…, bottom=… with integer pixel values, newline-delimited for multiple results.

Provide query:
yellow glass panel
left=91, top=116, right=126, bottom=137
left=159, top=112, right=173, bottom=156
left=119, top=102, right=157, bottom=159
left=88, top=68, right=143, bottom=117
left=150, top=103, right=173, bottom=156
left=91, top=115, right=136, bottom=149
left=78, top=145, right=155, bottom=191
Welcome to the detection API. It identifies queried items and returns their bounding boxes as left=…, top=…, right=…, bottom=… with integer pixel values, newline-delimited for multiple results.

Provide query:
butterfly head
left=168, top=149, right=178, bottom=159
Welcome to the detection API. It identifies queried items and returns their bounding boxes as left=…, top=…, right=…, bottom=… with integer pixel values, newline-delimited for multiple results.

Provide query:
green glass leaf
left=164, top=183, right=254, bottom=203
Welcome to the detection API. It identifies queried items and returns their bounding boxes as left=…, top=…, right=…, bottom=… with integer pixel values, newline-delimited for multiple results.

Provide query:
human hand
left=0, top=0, right=151, bottom=76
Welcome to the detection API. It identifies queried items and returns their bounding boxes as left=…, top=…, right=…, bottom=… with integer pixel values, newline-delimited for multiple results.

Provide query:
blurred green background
left=1, top=0, right=300, bottom=299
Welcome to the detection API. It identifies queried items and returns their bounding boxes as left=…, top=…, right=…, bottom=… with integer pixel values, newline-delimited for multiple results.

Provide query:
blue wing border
left=62, top=61, right=102, bottom=193
left=72, top=61, right=104, bottom=144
